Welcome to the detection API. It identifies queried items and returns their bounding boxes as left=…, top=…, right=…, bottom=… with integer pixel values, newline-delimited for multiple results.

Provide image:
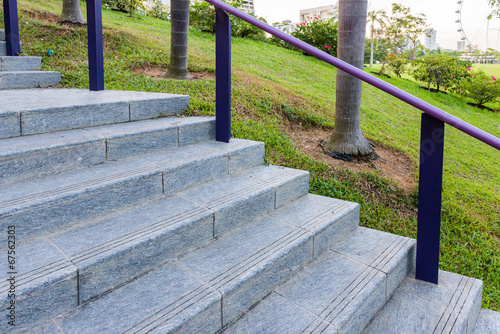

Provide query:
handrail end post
left=215, top=8, right=231, bottom=143
left=3, top=0, right=22, bottom=56
left=86, top=0, right=105, bottom=91
left=415, top=113, right=445, bottom=285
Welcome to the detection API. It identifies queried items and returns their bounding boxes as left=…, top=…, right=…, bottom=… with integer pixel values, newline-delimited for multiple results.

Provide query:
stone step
left=362, top=270, right=483, bottom=334
left=0, top=71, right=61, bottom=89
left=0, top=138, right=264, bottom=241
left=0, top=88, right=190, bottom=139
left=472, top=309, right=500, bottom=333
left=0, top=56, right=42, bottom=71
left=0, top=117, right=215, bottom=186
left=225, top=227, right=416, bottom=333
left=0, top=30, right=4, bottom=41
left=0, top=40, right=22, bottom=56
left=28, top=195, right=359, bottom=333
left=4, top=167, right=310, bottom=332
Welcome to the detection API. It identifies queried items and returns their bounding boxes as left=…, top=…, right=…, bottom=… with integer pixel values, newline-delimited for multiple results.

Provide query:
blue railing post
left=215, top=8, right=231, bottom=143
left=3, top=0, right=21, bottom=56
left=415, top=113, right=445, bottom=284
left=86, top=0, right=105, bottom=91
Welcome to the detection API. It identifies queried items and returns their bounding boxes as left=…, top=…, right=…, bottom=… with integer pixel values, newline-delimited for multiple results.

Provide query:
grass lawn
left=5, top=0, right=500, bottom=310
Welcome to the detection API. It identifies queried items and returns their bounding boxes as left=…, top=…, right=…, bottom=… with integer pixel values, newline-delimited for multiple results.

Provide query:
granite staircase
left=0, top=50, right=497, bottom=334
left=1, top=89, right=494, bottom=334
left=0, top=29, right=61, bottom=89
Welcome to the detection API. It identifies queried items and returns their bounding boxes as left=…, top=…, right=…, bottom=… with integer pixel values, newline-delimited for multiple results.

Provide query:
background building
left=240, top=0, right=255, bottom=15
left=457, top=40, right=466, bottom=52
left=273, top=19, right=297, bottom=35
left=300, top=4, right=337, bottom=21
left=425, top=28, right=437, bottom=50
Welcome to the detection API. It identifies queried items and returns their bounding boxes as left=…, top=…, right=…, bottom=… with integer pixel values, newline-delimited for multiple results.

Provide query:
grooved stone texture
left=54, top=262, right=221, bottom=334
left=363, top=270, right=483, bottom=334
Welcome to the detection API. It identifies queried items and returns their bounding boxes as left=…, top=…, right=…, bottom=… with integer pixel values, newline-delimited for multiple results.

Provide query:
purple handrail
left=205, top=0, right=500, bottom=151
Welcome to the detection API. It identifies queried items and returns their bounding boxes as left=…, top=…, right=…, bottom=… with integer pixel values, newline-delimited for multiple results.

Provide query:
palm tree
left=323, top=0, right=374, bottom=156
left=367, top=10, right=387, bottom=67
left=59, top=0, right=86, bottom=25
left=167, top=0, right=191, bottom=79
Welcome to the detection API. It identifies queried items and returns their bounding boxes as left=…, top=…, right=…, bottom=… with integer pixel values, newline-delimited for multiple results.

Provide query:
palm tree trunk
left=59, top=0, right=86, bottom=24
left=167, top=0, right=191, bottom=80
left=370, top=25, right=374, bottom=67
left=323, top=0, right=373, bottom=156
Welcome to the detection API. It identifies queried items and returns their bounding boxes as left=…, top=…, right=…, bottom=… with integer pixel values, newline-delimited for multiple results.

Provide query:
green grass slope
left=5, top=0, right=500, bottom=310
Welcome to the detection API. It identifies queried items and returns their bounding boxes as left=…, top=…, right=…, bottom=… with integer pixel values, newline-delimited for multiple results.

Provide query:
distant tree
left=59, top=0, right=86, bottom=25
left=323, top=0, right=374, bottom=156
left=167, top=0, right=191, bottom=79
left=367, top=10, right=387, bottom=67
left=387, top=3, right=428, bottom=60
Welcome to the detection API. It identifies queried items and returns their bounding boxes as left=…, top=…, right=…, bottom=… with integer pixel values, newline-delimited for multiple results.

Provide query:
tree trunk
left=323, top=0, right=374, bottom=156
left=166, top=0, right=191, bottom=80
left=59, top=0, right=86, bottom=25
left=370, top=25, right=374, bottom=67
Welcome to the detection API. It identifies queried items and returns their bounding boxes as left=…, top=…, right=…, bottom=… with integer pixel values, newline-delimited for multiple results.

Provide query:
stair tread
left=45, top=193, right=359, bottom=333
left=0, top=71, right=61, bottom=90
left=0, top=88, right=190, bottom=136
left=0, top=116, right=215, bottom=185
left=0, top=138, right=263, bottom=241
left=0, top=139, right=247, bottom=214
left=226, top=227, right=415, bottom=334
left=0, top=88, right=187, bottom=114
left=0, top=56, right=42, bottom=71
left=472, top=308, right=500, bottom=334
left=53, top=261, right=221, bottom=334
left=362, top=270, right=483, bottom=334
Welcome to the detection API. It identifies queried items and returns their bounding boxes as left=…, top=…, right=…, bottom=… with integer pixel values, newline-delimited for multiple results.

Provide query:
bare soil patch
left=23, top=9, right=59, bottom=24
left=132, top=63, right=215, bottom=80
left=287, top=125, right=417, bottom=194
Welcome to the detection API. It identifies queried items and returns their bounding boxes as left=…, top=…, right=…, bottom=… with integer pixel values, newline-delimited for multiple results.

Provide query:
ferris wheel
left=456, top=0, right=474, bottom=49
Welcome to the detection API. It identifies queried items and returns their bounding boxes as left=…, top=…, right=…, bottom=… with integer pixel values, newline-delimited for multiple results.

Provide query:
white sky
left=253, top=0, right=500, bottom=50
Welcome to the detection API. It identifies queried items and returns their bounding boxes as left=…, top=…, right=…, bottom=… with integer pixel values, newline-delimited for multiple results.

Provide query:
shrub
left=145, top=0, right=170, bottom=21
left=190, top=0, right=267, bottom=41
left=460, top=71, right=500, bottom=107
left=386, top=53, right=408, bottom=77
left=291, top=17, right=338, bottom=57
left=411, top=55, right=470, bottom=93
left=102, top=0, right=145, bottom=15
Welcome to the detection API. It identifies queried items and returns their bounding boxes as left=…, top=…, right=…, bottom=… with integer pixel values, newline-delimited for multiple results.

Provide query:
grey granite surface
left=364, top=270, right=483, bottom=334
left=0, top=238, right=77, bottom=333
left=0, top=71, right=60, bottom=90
left=472, top=308, right=500, bottom=334
left=177, top=215, right=314, bottom=325
left=224, top=292, right=337, bottom=334
left=55, top=262, right=221, bottom=333
left=276, top=250, right=387, bottom=334
left=177, top=172, right=274, bottom=236
left=48, top=195, right=213, bottom=303
left=0, top=158, right=163, bottom=240
left=242, top=165, right=309, bottom=208
left=0, top=56, right=41, bottom=71
left=270, top=193, right=359, bottom=257
left=0, top=110, right=20, bottom=139
left=0, top=129, right=106, bottom=185
left=0, top=88, right=189, bottom=135
left=331, top=226, right=416, bottom=299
